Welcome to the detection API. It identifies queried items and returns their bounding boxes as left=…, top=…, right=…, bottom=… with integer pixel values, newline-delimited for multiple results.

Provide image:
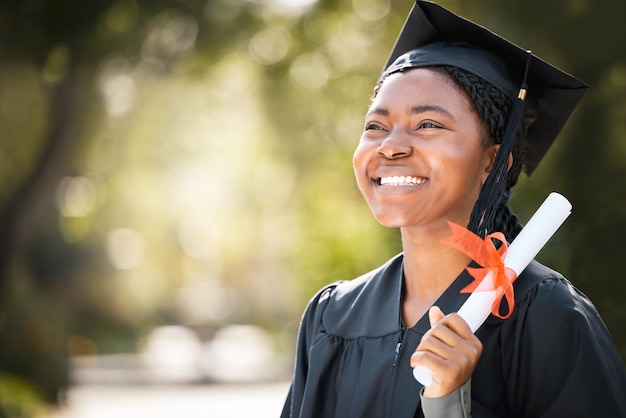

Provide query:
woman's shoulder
left=514, top=260, right=594, bottom=313
left=302, top=253, right=405, bottom=338
left=485, top=260, right=616, bottom=347
left=484, top=260, right=598, bottom=328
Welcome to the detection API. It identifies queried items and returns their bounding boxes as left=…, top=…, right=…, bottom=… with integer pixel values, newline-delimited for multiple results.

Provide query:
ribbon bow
left=442, top=221, right=518, bottom=319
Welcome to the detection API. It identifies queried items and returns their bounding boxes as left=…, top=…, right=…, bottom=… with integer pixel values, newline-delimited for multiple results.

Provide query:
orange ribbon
left=442, top=221, right=518, bottom=319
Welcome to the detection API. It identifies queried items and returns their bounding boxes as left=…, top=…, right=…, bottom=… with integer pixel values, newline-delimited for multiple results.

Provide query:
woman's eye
left=418, top=121, right=442, bottom=129
left=365, top=122, right=384, bottom=131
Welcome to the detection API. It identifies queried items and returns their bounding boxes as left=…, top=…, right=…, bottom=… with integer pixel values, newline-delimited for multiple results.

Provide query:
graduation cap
left=382, top=0, right=587, bottom=237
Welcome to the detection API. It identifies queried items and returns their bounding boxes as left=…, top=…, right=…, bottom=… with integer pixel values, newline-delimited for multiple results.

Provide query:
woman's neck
left=400, top=225, right=471, bottom=326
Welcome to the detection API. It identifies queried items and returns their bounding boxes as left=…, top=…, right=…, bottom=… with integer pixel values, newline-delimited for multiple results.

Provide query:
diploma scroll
left=413, top=192, right=572, bottom=387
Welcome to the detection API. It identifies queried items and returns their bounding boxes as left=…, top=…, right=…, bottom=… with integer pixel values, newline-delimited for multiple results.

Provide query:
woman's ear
left=482, top=144, right=513, bottom=184
left=482, top=145, right=499, bottom=184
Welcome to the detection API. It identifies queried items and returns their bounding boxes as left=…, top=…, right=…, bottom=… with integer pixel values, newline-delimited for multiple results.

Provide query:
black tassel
left=468, top=51, right=532, bottom=238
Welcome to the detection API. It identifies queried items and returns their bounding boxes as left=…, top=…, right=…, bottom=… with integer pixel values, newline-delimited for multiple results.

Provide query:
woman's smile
left=378, top=175, right=428, bottom=186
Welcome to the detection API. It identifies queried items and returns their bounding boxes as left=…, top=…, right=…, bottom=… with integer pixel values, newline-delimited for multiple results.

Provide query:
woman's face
left=353, top=68, right=496, bottom=232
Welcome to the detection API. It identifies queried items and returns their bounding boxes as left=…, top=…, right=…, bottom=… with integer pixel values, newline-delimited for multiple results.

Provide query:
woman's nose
left=377, top=134, right=413, bottom=159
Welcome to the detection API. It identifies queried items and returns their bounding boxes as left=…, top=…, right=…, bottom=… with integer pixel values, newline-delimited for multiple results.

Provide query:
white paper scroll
left=413, top=192, right=572, bottom=387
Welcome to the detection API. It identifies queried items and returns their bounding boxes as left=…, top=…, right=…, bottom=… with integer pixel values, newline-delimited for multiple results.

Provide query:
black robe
left=281, top=254, right=626, bottom=417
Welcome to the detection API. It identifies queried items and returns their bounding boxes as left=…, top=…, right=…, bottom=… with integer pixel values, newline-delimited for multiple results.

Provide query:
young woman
left=281, top=1, right=626, bottom=417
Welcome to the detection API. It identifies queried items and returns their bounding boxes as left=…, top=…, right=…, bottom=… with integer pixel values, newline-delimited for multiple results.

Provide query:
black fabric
left=281, top=254, right=626, bottom=417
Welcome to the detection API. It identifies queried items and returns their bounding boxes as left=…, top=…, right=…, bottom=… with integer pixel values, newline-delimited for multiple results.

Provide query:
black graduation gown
left=281, top=254, right=626, bottom=418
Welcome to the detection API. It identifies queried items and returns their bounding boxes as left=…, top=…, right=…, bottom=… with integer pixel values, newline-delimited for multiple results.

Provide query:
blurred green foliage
left=0, top=0, right=624, bottom=409
left=0, top=373, right=46, bottom=418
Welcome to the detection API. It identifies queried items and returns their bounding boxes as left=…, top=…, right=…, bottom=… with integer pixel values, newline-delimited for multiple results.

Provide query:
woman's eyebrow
left=366, top=107, right=388, bottom=116
left=366, top=104, right=454, bottom=119
left=366, top=105, right=453, bottom=118
left=410, top=104, right=453, bottom=118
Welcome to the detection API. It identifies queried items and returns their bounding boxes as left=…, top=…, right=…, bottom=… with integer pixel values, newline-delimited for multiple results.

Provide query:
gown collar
left=322, top=253, right=475, bottom=338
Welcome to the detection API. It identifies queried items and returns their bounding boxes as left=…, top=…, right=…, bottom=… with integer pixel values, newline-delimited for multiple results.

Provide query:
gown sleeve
left=497, top=276, right=626, bottom=417
left=281, top=283, right=340, bottom=418
left=420, top=379, right=472, bottom=418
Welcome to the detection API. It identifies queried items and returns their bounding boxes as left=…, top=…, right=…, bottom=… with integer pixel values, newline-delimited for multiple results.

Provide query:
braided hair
left=372, top=66, right=526, bottom=242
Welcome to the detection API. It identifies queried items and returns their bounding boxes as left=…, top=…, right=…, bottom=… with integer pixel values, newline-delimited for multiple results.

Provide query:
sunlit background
left=1, top=0, right=625, bottom=416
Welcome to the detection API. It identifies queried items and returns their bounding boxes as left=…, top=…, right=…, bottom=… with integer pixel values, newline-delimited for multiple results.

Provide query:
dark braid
left=493, top=191, right=523, bottom=241
left=372, top=66, right=527, bottom=242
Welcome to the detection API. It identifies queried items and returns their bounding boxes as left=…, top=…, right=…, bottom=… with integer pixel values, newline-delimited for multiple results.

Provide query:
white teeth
left=380, top=176, right=426, bottom=186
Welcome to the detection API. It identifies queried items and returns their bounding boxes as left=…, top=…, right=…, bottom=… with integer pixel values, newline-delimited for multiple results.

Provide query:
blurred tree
left=0, top=0, right=268, bottom=404
left=0, top=0, right=120, bottom=405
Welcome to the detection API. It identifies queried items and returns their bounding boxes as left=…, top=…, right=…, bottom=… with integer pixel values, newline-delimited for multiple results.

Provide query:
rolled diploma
left=413, top=192, right=572, bottom=386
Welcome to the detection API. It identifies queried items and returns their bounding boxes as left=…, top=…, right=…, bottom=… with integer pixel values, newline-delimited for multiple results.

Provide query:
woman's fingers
left=410, top=326, right=480, bottom=370
left=411, top=306, right=483, bottom=397
left=428, top=305, right=445, bottom=326
left=423, top=314, right=479, bottom=351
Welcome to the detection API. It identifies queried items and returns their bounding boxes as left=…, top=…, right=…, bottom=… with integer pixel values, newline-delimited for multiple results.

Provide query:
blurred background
left=0, top=0, right=624, bottom=416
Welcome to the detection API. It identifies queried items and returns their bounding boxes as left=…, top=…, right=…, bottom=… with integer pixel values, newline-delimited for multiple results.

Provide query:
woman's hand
left=410, top=306, right=483, bottom=398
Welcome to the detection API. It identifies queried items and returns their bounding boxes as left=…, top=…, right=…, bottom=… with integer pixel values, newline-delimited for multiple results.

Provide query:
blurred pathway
left=49, top=381, right=290, bottom=418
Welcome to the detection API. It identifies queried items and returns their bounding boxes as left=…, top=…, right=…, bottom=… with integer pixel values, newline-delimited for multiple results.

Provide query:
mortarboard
left=381, top=0, right=587, bottom=237
left=383, top=0, right=587, bottom=175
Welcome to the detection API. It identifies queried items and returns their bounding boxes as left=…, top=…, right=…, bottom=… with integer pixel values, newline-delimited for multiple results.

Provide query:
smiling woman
left=280, top=1, right=626, bottom=417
